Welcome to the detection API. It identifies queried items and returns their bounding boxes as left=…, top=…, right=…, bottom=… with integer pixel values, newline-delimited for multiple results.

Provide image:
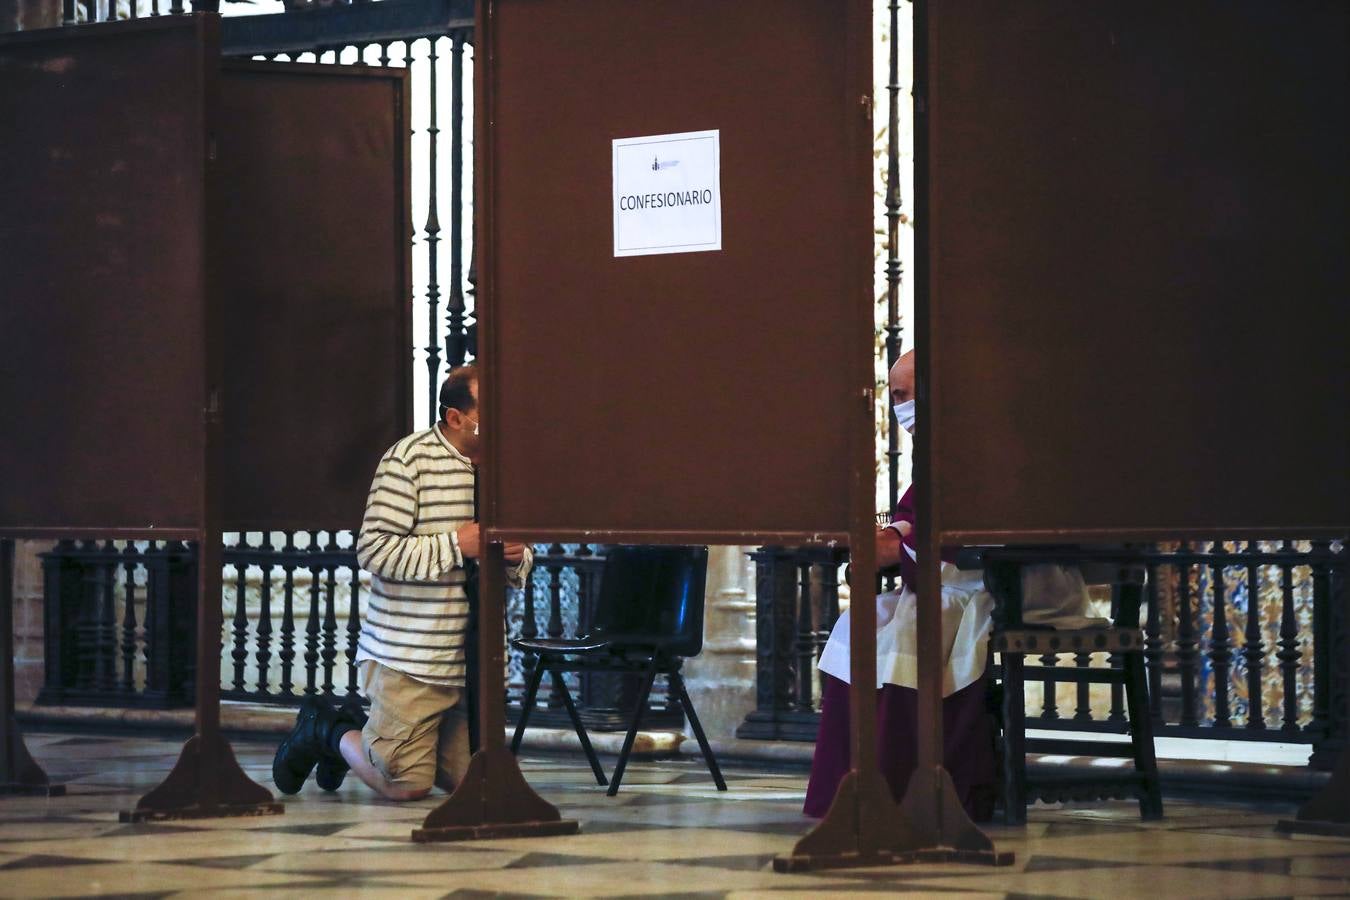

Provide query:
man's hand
left=456, top=522, right=481, bottom=559
left=456, top=523, right=526, bottom=565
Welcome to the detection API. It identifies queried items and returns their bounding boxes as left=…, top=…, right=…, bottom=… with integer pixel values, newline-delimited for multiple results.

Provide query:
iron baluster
left=1144, top=559, right=1164, bottom=725
left=424, top=37, right=442, bottom=421
left=141, top=541, right=156, bottom=688
left=231, top=533, right=250, bottom=694
left=465, top=243, right=477, bottom=360
left=94, top=541, right=118, bottom=693
left=1040, top=649, right=1059, bottom=721
left=546, top=544, right=565, bottom=640
left=517, top=549, right=541, bottom=709
left=304, top=531, right=321, bottom=696
left=120, top=543, right=139, bottom=694
left=279, top=531, right=298, bottom=698
left=1106, top=575, right=1126, bottom=725
left=1243, top=541, right=1266, bottom=730
left=322, top=532, right=339, bottom=701
left=346, top=558, right=362, bottom=700
left=1107, top=647, right=1126, bottom=725
left=1210, top=542, right=1232, bottom=728
left=1177, top=544, right=1199, bottom=727
left=816, top=558, right=839, bottom=702
left=445, top=36, right=467, bottom=369
left=1073, top=651, right=1093, bottom=722
left=794, top=559, right=814, bottom=713
left=255, top=533, right=274, bottom=697
left=1278, top=539, right=1301, bottom=732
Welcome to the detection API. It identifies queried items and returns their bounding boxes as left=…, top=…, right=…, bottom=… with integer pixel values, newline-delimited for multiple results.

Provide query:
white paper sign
left=612, top=129, right=721, bottom=257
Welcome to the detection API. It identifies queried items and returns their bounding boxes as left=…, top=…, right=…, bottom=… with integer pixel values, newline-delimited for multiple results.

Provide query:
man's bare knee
left=378, top=783, right=430, bottom=802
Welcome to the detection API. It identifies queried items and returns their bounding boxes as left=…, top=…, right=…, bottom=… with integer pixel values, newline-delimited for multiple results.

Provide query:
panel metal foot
left=1276, top=818, right=1350, bottom=839
left=413, top=745, right=576, bottom=843
left=1275, top=744, right=1349, bottom=839
left=774, top=767, right=1013, bottom=873
left=0, top=716, right=65, bottom=797
left=122, top=733, right=282, bottom=822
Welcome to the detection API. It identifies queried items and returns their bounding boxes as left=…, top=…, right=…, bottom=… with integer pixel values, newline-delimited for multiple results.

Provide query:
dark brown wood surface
left=0, top=18, right=214, bottom=536
left=215, top=61, right=413, bottom=532
left=919, top=2, right=1349, bottom=544
left=478, top=0, right=866, bottom=541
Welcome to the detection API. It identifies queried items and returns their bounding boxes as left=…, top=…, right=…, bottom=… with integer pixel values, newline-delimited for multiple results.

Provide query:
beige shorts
left=358, top=661, right=469, bottom=793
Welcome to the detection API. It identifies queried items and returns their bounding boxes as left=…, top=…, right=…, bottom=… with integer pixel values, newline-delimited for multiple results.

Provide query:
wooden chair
left=510, top=545, right=727, bottom=796
left=969, top=549, right=1164, bottom=824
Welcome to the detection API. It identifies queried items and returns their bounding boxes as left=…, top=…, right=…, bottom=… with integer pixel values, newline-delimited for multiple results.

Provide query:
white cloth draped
left=816, top=562, right=1104, bottom=696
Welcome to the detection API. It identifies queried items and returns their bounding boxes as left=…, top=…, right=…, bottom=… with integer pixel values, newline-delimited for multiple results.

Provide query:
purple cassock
left=803, top=485, right=997, bottom=821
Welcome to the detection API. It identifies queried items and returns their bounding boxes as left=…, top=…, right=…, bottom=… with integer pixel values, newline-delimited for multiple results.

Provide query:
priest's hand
left=876, top=520, right=911, bottom=570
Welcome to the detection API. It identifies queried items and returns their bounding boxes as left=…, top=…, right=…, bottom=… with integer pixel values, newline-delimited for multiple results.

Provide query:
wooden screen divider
left=0, top=15, right=412, bottom=820
left=915, top=0, right=1347, bottom=849
left=405, top=0, right=1010, bottom=870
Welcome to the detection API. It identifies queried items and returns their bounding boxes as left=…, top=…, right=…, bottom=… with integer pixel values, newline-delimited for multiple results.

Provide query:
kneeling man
left=273, top=364, right=532, bottom=799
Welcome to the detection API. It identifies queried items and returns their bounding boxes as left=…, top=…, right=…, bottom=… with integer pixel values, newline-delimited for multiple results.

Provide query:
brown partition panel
left=215, top=62, right=412, bottom=532
left=480, top=0, right=871, bottom=538
left=921, top=2, right=1349, bottom=541
left=0, top=19, right=214, bottom=535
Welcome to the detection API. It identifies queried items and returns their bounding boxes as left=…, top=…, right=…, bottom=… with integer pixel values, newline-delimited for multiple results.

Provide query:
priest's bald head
left=890, top=350, right=916, bottom=434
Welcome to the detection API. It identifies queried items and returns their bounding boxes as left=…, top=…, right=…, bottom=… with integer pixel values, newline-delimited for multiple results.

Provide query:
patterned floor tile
left=250, top=845, right=527, bottom=874
left=2, top=730, right=1342, bottom=900
left=360, top=861, right=865, bottom=897
left=0, top=832, right=395, bottom=864
left=0, top=862, right=328, bottom=899
left=905, top=862, right=1350, bottom=900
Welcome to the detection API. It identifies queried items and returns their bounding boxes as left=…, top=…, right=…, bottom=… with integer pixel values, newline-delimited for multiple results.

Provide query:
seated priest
left=272, top=364, right=533, bottom=800
left=803, top=350, right=1101, bottom=820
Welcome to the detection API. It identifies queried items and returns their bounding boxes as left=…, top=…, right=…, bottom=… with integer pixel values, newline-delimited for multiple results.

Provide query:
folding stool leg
left=1001, top=649, right=1029, bottom=826
left=608, top=657, right=660, bottom=797
left=510, top=661, right=547, bottom=755
left=551, top=670, right=608, bottom=786
left=1124, top=651, right=1164, bottom=820
left=669, top=671, right=726, bottom=791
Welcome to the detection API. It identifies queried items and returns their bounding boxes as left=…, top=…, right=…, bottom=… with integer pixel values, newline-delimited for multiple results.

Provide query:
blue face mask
left=893, top=399, right=916, bottom=435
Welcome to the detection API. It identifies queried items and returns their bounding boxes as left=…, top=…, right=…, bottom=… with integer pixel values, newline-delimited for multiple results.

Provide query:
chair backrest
left=590, top=545, right=709, bottom=657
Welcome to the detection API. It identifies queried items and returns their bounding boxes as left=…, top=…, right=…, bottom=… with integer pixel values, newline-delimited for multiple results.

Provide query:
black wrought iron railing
left=37, top=540, right=196, bottom=708
left=36, top=538, right=684, bottom=731
left=737, top=540, right=1349, bottom=771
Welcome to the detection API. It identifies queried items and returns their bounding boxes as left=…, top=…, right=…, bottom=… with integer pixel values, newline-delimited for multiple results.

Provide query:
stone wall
left=11, top=541, right=47, bottom=706
left=682, top=547, right=758, bottom=744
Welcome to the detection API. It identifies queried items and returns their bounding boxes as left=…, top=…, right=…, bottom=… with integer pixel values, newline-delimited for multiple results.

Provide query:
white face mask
left=893, top=399, right=916, bottom=435
left=465, top=415, right=479, bottom=437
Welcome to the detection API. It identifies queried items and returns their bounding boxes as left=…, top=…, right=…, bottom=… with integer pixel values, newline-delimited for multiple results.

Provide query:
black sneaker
left=272, top=695, right=328, bottom=795
left=315, top=700, right=367, bottom=792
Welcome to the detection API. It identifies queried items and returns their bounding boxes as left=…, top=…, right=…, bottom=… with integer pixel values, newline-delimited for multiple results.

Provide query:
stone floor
left=1, top=731, right=1348, bottom=899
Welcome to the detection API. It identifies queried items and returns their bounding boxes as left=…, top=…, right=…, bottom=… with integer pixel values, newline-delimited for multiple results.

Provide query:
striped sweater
left=354, top=426, right=532, bottom=687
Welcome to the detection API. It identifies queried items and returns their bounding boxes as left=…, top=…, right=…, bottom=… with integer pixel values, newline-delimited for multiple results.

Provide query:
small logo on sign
left=651, top=157, right=680, bottom=171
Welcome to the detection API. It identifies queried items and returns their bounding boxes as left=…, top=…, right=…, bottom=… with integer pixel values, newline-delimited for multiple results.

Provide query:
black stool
left=976, top=551, right=1163, bottom=825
